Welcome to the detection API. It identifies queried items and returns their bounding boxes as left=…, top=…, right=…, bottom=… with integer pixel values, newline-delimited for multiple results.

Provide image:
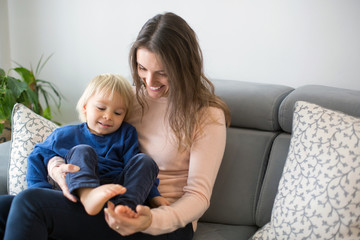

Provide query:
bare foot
left=78, top=184, right=126, bottom=215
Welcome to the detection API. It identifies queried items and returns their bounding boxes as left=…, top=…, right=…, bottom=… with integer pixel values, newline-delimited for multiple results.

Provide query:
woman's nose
left=145, top=72, right=155, bottom=85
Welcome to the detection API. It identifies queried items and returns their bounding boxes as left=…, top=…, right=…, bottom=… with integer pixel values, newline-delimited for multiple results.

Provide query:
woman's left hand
left=104, top=201, right=152, bottom=236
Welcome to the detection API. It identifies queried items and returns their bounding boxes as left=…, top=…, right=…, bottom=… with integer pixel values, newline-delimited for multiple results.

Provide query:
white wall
left=4, top=0, right=360, bottom=124
left=0, top=0, right=11, bottom=71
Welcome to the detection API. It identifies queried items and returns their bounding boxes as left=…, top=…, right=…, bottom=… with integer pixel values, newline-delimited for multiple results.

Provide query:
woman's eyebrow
left=138, top=62, right=165, bottom=73
left=137, top=63, right=146, bottom=69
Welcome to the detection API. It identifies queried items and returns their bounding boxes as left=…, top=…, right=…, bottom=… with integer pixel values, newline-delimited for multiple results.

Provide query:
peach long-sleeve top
left=126, top=94, right=226, bottom=235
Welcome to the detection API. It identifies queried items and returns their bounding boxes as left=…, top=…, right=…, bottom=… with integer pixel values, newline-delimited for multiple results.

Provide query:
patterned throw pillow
left=8, top=103, right=58, bottom=195
left=252, top=101, right=360, bottom=240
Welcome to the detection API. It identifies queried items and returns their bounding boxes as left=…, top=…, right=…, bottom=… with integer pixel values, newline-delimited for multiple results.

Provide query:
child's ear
left=82, top=104, right=87, bottom=113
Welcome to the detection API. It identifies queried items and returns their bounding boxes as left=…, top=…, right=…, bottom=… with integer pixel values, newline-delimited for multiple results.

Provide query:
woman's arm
left=47, top=156, right=80, bottom=202
left=144, top=107, right=226, bottom=235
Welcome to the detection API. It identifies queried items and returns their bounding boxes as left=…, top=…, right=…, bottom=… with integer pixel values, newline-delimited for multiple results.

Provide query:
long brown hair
left=129, top=12, right=230, bottom=150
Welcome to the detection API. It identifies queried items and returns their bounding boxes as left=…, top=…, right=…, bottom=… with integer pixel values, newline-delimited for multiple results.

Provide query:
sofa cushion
left=194, top=222, right=258, bottom=240
left=8, top=103, right=58, bottom=195
left=200, top=127, right=277, bottom=225
left=279, top=85, right=360, bottom=133
left=252, top=101, right=360, bottom=239
left=255, top=133, right=290, bottom=227
left=213, top=80, right=293, bottom=131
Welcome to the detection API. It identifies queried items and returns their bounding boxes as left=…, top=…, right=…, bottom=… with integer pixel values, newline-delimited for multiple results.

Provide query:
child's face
left=83, top=91, right=126, bottom=136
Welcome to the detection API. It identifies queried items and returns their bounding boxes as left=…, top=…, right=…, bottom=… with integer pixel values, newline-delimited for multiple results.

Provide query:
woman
left=0, top=12, right=230, bottom=239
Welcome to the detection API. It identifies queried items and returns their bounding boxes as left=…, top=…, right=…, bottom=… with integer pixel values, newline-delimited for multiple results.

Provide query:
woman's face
left=136, top=48, right=169, bottom=99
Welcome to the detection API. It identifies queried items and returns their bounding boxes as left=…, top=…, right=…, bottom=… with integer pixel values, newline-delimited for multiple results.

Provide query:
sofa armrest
left=0, top=141, right=11, bottom=195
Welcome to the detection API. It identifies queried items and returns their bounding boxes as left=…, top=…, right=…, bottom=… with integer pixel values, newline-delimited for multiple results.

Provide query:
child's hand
left=149, top=196, right=170, bottom=208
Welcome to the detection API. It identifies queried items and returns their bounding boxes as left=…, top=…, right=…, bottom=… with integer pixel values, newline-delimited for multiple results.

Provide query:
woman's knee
left=12, top=188, right=48, bottom=210
left=5, top=189, right=48, bottom=226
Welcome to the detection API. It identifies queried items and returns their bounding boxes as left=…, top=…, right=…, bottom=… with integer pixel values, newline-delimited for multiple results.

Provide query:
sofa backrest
left=200, top=80, right=293, bottom=225
left=201, top=79, right=360, bottom=229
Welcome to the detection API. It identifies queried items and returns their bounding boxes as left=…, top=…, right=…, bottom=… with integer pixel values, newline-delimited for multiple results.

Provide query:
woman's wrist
left=140, top=207, right=153, bottom=233
left=145, top=211, right=152, bottom=230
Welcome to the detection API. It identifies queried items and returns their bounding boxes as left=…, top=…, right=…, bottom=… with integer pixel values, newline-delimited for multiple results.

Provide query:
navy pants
left=64, top=144, right=158, bottom=210
left=0, top=190, right=194, bottom=239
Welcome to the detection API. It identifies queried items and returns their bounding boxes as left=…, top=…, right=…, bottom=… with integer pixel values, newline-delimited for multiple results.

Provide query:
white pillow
left=8, top=103, right=58, bottom=195
left=252, top=101, right=360, bottom=239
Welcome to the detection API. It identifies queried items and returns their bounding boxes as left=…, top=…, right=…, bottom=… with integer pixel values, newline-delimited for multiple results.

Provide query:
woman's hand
left=104, top=201, right=152, bottom=236
left=149, top=196, right=170, bottom=208
left=51, top=163, right=80, bottom=202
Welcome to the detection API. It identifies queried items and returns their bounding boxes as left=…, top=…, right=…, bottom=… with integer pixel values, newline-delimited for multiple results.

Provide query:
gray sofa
left=0, top=80, right=359, bottom=239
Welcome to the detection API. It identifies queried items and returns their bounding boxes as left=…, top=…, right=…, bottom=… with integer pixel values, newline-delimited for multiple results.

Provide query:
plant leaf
left=4, top=55, right=63, bottom=125
left=6, top=76, right=28, bottom=98
left=35, top=54, right=44, bottom=76
left=0, top=90, right=17, bottom=120
left=0, top=102, right=8, bottom=121
left=25, top=89, right=41, bottom=114
left=42, top=106, right=52, bottom=120
left=36, top=79, right=63, bottom=108
left=12, top=67, right=36, bottom=86
left=0, top=68, right=5, bottom=78
left=36, top=53, right=54, bottom=76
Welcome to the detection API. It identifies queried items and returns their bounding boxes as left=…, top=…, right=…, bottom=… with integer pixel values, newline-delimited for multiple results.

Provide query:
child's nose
left=103, top=112, right=112, bottom=120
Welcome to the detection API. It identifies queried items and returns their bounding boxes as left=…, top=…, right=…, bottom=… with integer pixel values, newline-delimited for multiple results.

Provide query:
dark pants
left=0, top=189, right=193, bottom=240
left=65, top=144, right=158, bottom=210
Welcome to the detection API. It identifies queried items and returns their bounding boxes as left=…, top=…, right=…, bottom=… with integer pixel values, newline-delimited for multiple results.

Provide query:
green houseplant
left=0, top=55, right=63, bottom=140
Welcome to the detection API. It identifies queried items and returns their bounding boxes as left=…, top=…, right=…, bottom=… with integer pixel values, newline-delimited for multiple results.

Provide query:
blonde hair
left=76, top=74, right=134, bottom=122
left=130, top=12, right=230, bottom=150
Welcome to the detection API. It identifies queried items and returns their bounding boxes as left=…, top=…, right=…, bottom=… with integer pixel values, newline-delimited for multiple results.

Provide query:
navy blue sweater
left=26, top=122, right=160, bottom=198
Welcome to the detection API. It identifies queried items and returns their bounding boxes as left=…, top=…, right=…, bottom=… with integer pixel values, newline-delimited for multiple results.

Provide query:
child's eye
left=115, top=112, right=122, bottom=116
left=97, top=107, right=105, bottom=111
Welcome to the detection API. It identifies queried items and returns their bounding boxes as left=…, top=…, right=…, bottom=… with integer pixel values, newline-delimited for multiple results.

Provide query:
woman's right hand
left=104, top=201, right=152, bottom=236
left=51, top=163, right=80, bottom=202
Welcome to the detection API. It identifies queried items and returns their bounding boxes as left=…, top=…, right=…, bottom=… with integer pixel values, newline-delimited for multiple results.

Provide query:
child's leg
left=65, top=144, right=100, bottom=193
left=111, top=153, right=159, bottom=211
left=65, top=145, right=124, bottom=215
